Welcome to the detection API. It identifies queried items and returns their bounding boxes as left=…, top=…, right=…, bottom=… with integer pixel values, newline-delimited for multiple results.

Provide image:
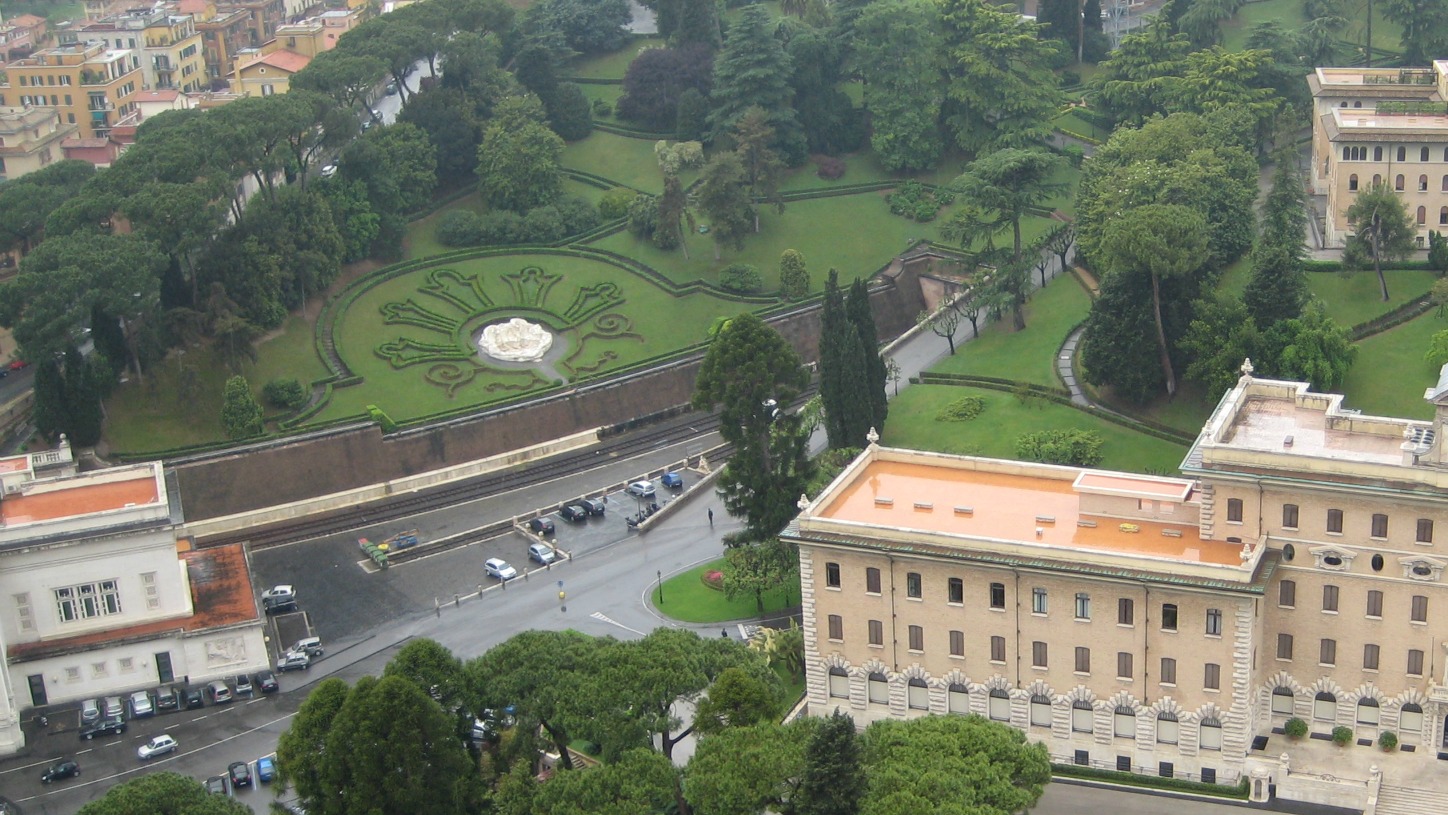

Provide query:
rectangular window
left=867, top=619, right=883, bottom=646
left=1418, top=518, right=1434, bottom=544
left=1032, top=641, right=1048, bottom=669
left=1372, top=513, right=1388, bottom=538
left=1320, top=638, right=1336, bottom=666
left=1279, top=579, right=1296, bottom=607
left=1032, top=587, right=1047, bottom=615
left=990, top=635, right=1005, bottom=663
left=1075, top=646, right=1091, bottom=673
left=1117, top=652, right=1133, bottom=679
left=908, top=625, right=923, bottom=652
left=1364, top=643, right=1380, bottom=671
left=989, top=582, right=1005, bottom=610
left=13, top=594, right=33, bottom=634
left=1409, top=649, right=1425, bottom=677
left=1412, top=595, right=1428, bottom=623
left=1205, top=608, right=1222, bottom=636
left=947, top=577, right=963, bottom=604
left=1160, top=657, right=1176, bottom=685
left=1118, top=597, right=1134, bottom=626
left=906, top=572, right=922, bottom=599
left=825, top=562, right=840, bottom=588
left=950, top=629, right=965, bottom=657
left=1322, top=584, right=1339, bottom=613
left=1075, top=593, right=1091, bottom=620
left=64, top=667, right=80, bottom=683
left=1161, top=603, right=1178, bottom=632
left=1283, top=504, right=1299, bottom=529
left=828, top=614, right=843, bottom=641
left=1327, top=508, right=1343, bottom=534
left=141, top=572, right=159, bottom=611
left=118, top=657, right=134, bottom=673
left=1204, top=663, right=1220, bottom=690
left=54, top=580, right=121, bottom=622
left=1226, top=498, right=1243, bottom=523
left=1367, top=590, right=1383, bottom=618
left=1277, top=633, right=1294, bottom=660
left=865, top=568, right=881, bottom=594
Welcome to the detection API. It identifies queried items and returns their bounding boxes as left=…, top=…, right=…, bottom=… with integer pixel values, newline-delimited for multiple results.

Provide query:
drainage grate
left=1251, top=735, right=1270, bottom=751
left=1403, top=744, right=1416, bottom=752
left=1270, top=727, right=1285, bottom=735
left=1310, top=732, right=1332, bottom=741
left=1357, top=739, right=1373, bottom=747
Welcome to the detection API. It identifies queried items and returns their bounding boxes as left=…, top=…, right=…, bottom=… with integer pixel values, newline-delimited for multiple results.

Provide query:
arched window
left=1343, top=146, right=1351, bottom=160
left=1200, top=717, right=1223, bottom=750
left=1072, top=699, right=1094, bottom=732
left=947, top=683, right=969, bottom=714
left=1399, top=146, right=1408, bottom=161
left=1314, top=691, right=1337, bottom=721
left=1114, top=705, right=1136, bottom=738
left=1030, top=694, right=1052, bottom=727
left=1157, top=711, right=1179, bottom=744
left=1355, top=101, right=1363, bottom=108
left=988, top=688, right=1010, bottom=721
left=1419, top=206, right=1428, bottom=225
left=867, top=672, right=888, bottom=704
left=1357, top=697, right=1380, bottom=725
left=1374, top=146, right=1384, bottom=161
left=1397, top=174, right=1406, bottom=191
left=1423, top=147, right=1432, bottom=161
left=907, top=678, right=928, bottom=710
left=1401, top=702, right=1424, bottom=734
left=1420, top=174, right=1430, bottom=191
left=1341, top=101, right=1348, bottom=107
left=828, top=667, right=849, bottom=699
left=1271, top=686, right=1295, bottom=715
left=1442, top=174, right=1448, bottom=191
left=1374, top=174, right=1383, bottom=187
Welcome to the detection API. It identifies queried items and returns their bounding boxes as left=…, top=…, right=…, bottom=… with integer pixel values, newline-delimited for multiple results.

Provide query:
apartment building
left=60, top=11, right=205, bottom=93
left=0, top=14, right=48, bottom=61
left=0, top=106, right=77, bottom=180
left=1309, top=60, right=1448, bottom=247
left=0, top=40, right=140, bottom=140
left=185, top=0, right=255, bottom=88
left=791, top=365, right=1448, bottom=807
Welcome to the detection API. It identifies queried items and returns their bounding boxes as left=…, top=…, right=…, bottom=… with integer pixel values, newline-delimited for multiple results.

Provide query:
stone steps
left=1376, top=783, right=1448, bottom=815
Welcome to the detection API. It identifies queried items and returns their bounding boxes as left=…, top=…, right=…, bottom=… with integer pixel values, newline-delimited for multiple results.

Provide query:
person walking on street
left=708, top=508, right=714, bottom=526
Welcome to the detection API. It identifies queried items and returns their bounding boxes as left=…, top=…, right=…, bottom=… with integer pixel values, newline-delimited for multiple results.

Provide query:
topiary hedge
left=1051, top=764, right=1250, bottom=799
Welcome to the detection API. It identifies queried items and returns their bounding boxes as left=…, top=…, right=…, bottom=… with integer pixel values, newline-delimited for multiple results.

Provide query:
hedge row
left=563, top=76, right=623, bottom=86
left=1055, top=126, right=1104, bottom=146
left=1303, top=259, right=1439, bottom=272
left=591, top=121, right=676, bottom=141
left=1349, top=297, right=1434, bottom=340
left=1050, top=764, right=1251, bottom=800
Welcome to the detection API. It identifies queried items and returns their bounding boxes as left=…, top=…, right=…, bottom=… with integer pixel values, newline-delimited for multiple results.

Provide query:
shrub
left=555, top=196, right=600, bottom=236
left=719, top=263, right=763, bottom=293
left=1378, top=731, right=1398, bottom=751
left=592, top=98, right=612, bottom=117
left=1059, top=69, right=1082, bottom=87
left=778, top=249, right=809, bottom=300
left=436, top=209, right=485, bottom=247
left=1331, top=725, right=1353, bottom=746
left=627, top=193, right=659, bottom=238
left=886, top=181, right=951, bottom=222
left=1016, top=428, right=1104, bottom=466
left=1284, top=718, right=1308, bottom=739
left=262, top=378, right=307, bottom=410
left=936, top=395, right=986, bottom=422
left=546, top=82, right=594, bottom=142
left=616, top=44, right=714, bottom=130
left=520, top=205, right=565, bottom=243
left=815, top=156, right=845, bottom=180
left=675, top=88, right=709, bottom=141
left=599, top=187, right=639, bottom=220
left=477, top=210, right=525, bottom=245
left=702, top=569, right=724, bottom=589
left=1062, top=143, right=1085, bottom=169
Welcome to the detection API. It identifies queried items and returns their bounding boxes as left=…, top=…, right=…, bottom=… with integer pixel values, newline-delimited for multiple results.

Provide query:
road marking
left=589, top=612, right=646, bottom=636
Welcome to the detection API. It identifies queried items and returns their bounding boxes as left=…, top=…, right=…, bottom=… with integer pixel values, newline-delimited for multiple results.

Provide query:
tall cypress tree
left=795, top=710, right=864, bottom=815
left=846, top=278, right=888, bottom=436
left=62, top=348, right=103, bottom=446
left=707, top=4, right=807, bottom=164
left=672, top=0, right=721, bottom=50
left=817, top=270, right=850, bottom=448
left=1243, top=154, right=1309, bottom=329
left=31, top=359, right=70, bottom=443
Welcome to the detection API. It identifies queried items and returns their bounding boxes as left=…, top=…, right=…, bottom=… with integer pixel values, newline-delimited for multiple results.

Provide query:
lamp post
left=656, top=570, right=664, bottom=604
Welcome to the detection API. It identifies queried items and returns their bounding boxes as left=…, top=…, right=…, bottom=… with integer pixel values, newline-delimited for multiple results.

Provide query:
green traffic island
left=653, top=558, right=800, bottom=624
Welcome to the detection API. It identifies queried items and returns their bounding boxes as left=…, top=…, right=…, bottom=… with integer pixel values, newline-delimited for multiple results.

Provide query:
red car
left=7, top=359, right=27, bottom=371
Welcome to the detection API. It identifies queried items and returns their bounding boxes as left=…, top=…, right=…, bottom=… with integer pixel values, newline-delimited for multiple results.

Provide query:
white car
left=320, top=164, right=338, bottom=178
left=129, top=690, right=154, bottom=718
left=528, top=542, right=556, bottom=565
left=137, top=734, right=178, bottom=760
left=626, top=480, right=656, bottom=498
left=484, top=558, right=517, bottom=581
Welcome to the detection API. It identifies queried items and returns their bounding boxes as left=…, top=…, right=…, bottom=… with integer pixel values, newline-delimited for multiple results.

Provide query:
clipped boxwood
left=1378, top=730, right=1398, bottom=751
left=1332, top=725, right=1354, bottom=746
left=1284, top=717, right=1308, bottom=739
left=262, top=378, right=307, bottom=410
left=719, top=263, right=763, bottom=293
left=936, top=395, right=986, bottom=422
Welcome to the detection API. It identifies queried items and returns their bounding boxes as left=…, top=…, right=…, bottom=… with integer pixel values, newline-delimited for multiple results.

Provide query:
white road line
left=589, top=612, right=646, bottom=636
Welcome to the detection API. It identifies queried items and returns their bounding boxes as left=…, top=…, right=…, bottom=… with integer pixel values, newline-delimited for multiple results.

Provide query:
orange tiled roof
left=248, top=49, right=310, bottom=74
left=10, top=15, right=45, bottom=26
left=1, top=475, right=158, bottom=525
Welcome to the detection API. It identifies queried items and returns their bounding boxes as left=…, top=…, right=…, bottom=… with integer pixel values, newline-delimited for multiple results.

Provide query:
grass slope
left=927, top=272, right=1092, bottom=386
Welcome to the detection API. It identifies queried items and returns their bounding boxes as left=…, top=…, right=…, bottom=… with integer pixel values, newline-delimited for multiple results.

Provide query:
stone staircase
left=1376, top=784, right=1448, bottom=815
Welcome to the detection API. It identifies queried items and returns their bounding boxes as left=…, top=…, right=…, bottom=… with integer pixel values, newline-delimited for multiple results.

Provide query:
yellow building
left=228, top=48, right=309, bottom=96
left=144, top=14, right=206, bottom=93
left=0, top=41, right=140, bottom=140
left=185, top=0, right=254, bottom=89
left=792, top=365, right=1448, bottom=811
left=0, top=106, right=77, bottom=180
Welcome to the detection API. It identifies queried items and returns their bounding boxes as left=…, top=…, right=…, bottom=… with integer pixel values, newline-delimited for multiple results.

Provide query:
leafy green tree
left=1081, top=260, right=1201, bottom=404
left=320, top=179, right=383, bottom=263
left=860, top=715, right=1051, bottom=815
left=1429, top=230, right=1448, bottom=275
left=696, top=152, right=755, bottom=260
left=655, top=173, right=694, bottom=256
left=399, top=88, right=484, bottom=180
left=464, top=629, right=600, bottom=770
left=1181, top=296, right=1263, bottom=397
left=1344, top=182, right=1417, bottom=302
left=1263, top=303, right=1357, bottom=390
left=221, top=375, right=264, bottom=439
left=939, top=0, right=1061, bottom=152
left=1243, top=156, right=1310, bottom=329
left=524, top=749, right=680, bottom=815
left=779, top=250, right=810, bottom=300
left=477, top=96, right=565, bottom=212
left=277, top=678, right=350, bottom=807
left=1425, top=328, right=1448, bottom=366
left=1379, top=0, right=1448, bottom=64
left=383, top=638, right=464, bottom=710
left=693, top=312, right=814, bottom=539
left=721, top=537, right=794, bottom=612
left=0, top=160, right=94, bottom=254
left=953, top=149, right=1064, bottom=262
left=796, top=710, right=865, bottom=815
left=122, top=180, right=227, bottom=306
left=854, top=0, right=945, bottom=173
left=673, top=0, right=722, bottom=50
left=675, top=87, right=711, bottom=141
left=707, top=5, right=806, bottom=164
left=341, top=122, right=438, bottom=216
left=525, top=0, right=633, bottom=54
left=733, top=108, right=785, bottom=232
left=546, top=82, right=595, bottom=141
left=846, top=278, right=888, bottom=436
left=31, top=359, right=70, bottom=444
left=291, top=50, right=389, bottom=112
left=786, top=29, right=859, bottom=155
left=1171, top=47, right=1282, bottom=151
left=685, top=721, right=818, bottom=815
left=617, top=45, right=715, bottom=131
left=692, top=666, right=780, bottom=735
left=1177, top=0, right=1240, bottom=47
left=1092, top=19, right=1191, bottom=127
left=76, top=772, right=252, bottom=815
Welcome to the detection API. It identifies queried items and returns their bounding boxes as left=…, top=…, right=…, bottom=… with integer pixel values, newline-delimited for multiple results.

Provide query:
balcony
left=1363, top=70, right=1436, bottom=86
left=87, top=98, right=113, bottom=112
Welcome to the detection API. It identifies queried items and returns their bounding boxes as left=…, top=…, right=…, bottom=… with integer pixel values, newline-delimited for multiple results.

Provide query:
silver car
left=484, top=558, right=517, bottom=580
left=129, top=690, right=154, bottom=718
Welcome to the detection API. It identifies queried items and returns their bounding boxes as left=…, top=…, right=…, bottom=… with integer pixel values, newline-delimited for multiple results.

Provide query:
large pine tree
left=795, top=710, right=864, bottom=815
left=846, top=278, right=888, bottom=436
left=707, top=4, right=807, bottom=164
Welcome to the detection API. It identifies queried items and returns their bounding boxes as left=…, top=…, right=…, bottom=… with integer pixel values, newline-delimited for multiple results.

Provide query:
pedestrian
left=721, top=628, right=728, bottom=638
left=708, top=508, right=714, bottom=526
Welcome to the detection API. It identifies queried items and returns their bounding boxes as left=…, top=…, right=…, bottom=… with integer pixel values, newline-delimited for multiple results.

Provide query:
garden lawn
left=1220, top=0, right=1401, bottom=56
left=882, top=385, right=1189, bottom=474
left=1339, top=310, right=1443, bottom=421
left=1053, top=108, right=1109, bottom=143
left=562, top=130, right=696, bottom=193
left=577, top=84, right=624, bottom=117
left=565, top=38, right=663, bottom=80
left=1306, top=269, right=1437, bottom=328
left=1091, top=380, right=1217, bottom=436
left=927, top=272, right=1092, bottom=386
left=655, top=558, right=800, bottom=623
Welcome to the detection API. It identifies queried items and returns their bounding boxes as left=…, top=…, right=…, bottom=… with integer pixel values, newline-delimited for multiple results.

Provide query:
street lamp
left=656, top=570, right=664, bottom=604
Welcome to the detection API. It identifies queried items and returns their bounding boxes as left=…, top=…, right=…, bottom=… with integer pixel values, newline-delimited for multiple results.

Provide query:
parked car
left=292, top=637, right=324, bottom=658
left=581, top=497, right=606, bottom=516
left=384, top=79, right=399, bottom=95
left=205, top=775, right=228, bottom=795
left=528, top=542, right=556, bottom=565
left=276, top=651, right=311, bottom=672
left=229, top=760, right=252, bottom=788
left=80, top=698, right=100, bottom=725
left=626, top=480, right=656, bottom=498
left=155, top=686, right=180, bottom=712
left=137, top=734, right=178, bottom=759
left=207, top=680, right=232, bottom=704
left=129, top=690, right=154, bottom=718
left=183, top=687, right=205, bottom=710
left=261, top=585, right=297, bottom=613
left=254, top=670, right=279, bottom=694
left=79, top=718, right=126, bottom=740
left=7, top=359, right=28, bottom=371
left=484, top=558, right=517, bottom=581
left=320, top=164, right=338, bottom=178
left=41, top=759, right=79, bottom=784
left=233, top=674, right=253, bottom=697
left=527, top=517, right=555, bottom=535
left=256, top=755, right=276, bottom=783
left=661, top=471, right=684, bottom=489
left=558, top=503, right=588, bottom=522
left=102, top=696, right=124, bottom=720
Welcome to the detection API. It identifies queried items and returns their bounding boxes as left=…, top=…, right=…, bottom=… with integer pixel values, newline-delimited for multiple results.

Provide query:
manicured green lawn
left=882, top=385, right=1190, bottom=474
left=655, top=558, right=800, bottom=623
left=1339, top=310, right=1443, bottom=420
left=1307, top=269, right=1437, bottom=328
left=928, top=272, right=1092, bottom=386
left=561, top=130, right=696, bottom=193
left=577, top=83, right=624, bottom=117
left=1220, top=0, right=1401, bottom=56
left=1092, top=380, right=1218, bottom=436
left=564, top=38, right=663, bottom=80
left=1053, top=108, right=1109, bottom=143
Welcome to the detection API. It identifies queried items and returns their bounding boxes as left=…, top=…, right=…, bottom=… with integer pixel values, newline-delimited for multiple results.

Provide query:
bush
left=546, top=82, right=594, bottom=142
left=719, top=263, right=763, bottom=293
left=477, top=210, right=525, bottom=245
left=886, top=181, right=951, bottom=222
left=1378, top=731, right=1398, bottom=751
left=1284, top=718, right=1308, bottom=739
left=616, top=44, right=714, bottom=131
left=779, top=249, right=809, bottom=300
left=936, top=395, right=986, bottom=422
left=520, top=205, right=565, bottom=243
left=556, top=196, right=600, bottom=236
left=1059, top=69, right=1082, bottom=87
left=262, top=378, right=307, bottom=411
left=1016, top=428, right=1104, bottom=466
left=675, top=88, right=709, bottom=142
left=599, top=187, right=639, bottom=220
left=436, top=209, right=485, bottom=247
left=592, top=98, right=612, bottom=117
left=815, top=156, right=845, bottom=180
left=627, top=193, right=659, bottom=238
left=1051, top=765, right=1249, bottom=799
left=1061, top=143, right=1085, bottom=169
left=1331, top=725, right=1353, bottom=746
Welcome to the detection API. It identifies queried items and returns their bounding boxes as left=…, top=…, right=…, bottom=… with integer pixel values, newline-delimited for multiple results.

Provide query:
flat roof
left=1074, top=471, right=1194, bottom=502
left=1333, top=108, right=1448, bottom=131
left=816, top=459, right=1237, bottom=566
left=0, top=457, right=29, bottom=474
left=0, top=472, right=159, bottom=525
left=1222, top=396, right=1406, bottom=465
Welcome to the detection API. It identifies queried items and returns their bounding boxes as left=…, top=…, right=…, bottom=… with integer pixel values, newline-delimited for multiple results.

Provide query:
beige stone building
left=789, top=366, right=1448, bottom=808
left=0, top=106, right=76, bottom=180
left=0, top=40, right=140, bottom=140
